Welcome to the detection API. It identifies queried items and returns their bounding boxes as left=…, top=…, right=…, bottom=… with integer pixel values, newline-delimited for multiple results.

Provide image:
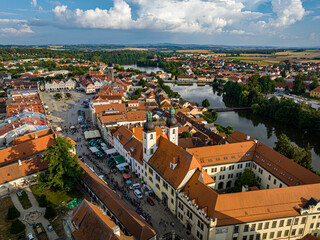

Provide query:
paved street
left=39, top=90, right=194, bottom=239
left=11, top=188, right=59, bottom=240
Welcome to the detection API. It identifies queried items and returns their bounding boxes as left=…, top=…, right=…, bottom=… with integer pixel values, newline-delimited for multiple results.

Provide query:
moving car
left=47, top=224, right=53, bottom=232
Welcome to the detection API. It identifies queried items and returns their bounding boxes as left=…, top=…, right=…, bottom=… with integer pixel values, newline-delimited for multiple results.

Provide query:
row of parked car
left=129, top=183, right=155, bottom=205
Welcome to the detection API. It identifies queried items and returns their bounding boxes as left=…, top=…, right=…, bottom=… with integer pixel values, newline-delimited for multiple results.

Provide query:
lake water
left=122, top=65, right=163, bottom=74
left=168, top=83, right=320, bottom=170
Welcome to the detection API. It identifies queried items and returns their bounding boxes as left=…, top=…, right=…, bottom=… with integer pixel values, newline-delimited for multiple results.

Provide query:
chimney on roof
left=18, top=160, right=22, bottom=166
left=254, top=139, right=258, bottom=144
left=34, top=133, right=38, bottom=139
left=246, top=135, right=250, bottom=141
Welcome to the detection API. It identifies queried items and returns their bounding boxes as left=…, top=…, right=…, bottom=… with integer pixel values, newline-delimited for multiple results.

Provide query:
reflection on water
left=122, top=65, right=163, bottom=74
left=168, top=83, right=320, bottom=170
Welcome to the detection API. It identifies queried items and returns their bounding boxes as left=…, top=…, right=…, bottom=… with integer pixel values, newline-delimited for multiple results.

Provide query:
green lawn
left=0, top=197, right=25, bottom=240
left=17, top=191, right=32, bottom=209
left=31, top=184, right=83, bottom=206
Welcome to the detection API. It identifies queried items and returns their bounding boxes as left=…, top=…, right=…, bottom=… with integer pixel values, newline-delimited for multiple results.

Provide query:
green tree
left=44, top=206, right=57, bottom=219
left=309, top=75, right=319, bottom=91
left=202, top=98, right=210, bottom=107
left=138, top=79, right=146, bottom=88
left=42, top=137, right=83, bottom=191
left=293, top=73, right=304, bottom=94
left=54, top=93, right=62, bottom=100
left=233, top=169, right=259, bottom=192
left=65, top=92, right=72, bottom=99
left=7, top=206, right=20, bottom=220
left=9, top=219, right=25, bottom=234
left=274, top=134, right=295, bottom=159
left=180, top=131, right=192, bottom=138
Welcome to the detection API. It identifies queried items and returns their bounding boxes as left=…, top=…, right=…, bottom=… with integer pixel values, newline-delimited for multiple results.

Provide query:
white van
left=130, top=183, right=140, bottom=190
left=134, top=189, right=143, bottom=199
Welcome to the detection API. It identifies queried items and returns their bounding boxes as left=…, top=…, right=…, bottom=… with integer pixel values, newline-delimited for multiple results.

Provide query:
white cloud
left=313, top=16, right=320, bottom=21
left=0, top=19, right=27, bottom=24
left=50, top=0, right=306, bottom=34
left=31, top=0, right=37, bottom=7
left=0, top=24, right=34, bottom=35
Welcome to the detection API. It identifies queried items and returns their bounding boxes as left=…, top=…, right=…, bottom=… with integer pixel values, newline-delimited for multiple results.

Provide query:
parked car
left=47, top=224, right=53, bottom=232
left=129, top=183, right=140, bottom=190
left=146, top=197, right=155, bottom=206
left=27, top=233, right=35, bottom=240
left=134, top=189, right=143, bottom=199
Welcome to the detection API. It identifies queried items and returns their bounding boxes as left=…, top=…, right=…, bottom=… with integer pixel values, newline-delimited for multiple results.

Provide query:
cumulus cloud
left=0, top=24, right=34, bottom=35
left=52, top=0, right=262, bottom=33
left=31, top=0, right=37, bottom=7
left=50, top=0, right=306, bottom=34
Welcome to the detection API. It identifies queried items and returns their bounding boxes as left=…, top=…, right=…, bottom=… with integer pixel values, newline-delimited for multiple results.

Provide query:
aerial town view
left=0, top=0, right=320, bottom=240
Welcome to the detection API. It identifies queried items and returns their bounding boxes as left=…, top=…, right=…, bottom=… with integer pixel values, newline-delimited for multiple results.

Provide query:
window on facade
left=150, top=148, right=154, bottom=154
left=234, top=226, right=239, bottom=233
left=229, top=165, right=234, bottom=170
left=251, top=224, right=256, bottom=231
left=310, top=223, right=314, bottom=229
left=301, top=217, right=306, bottom=224
left=249, top=235, right=254, bottom=240
left=149, top=168, right=153, bottom=174
left=228, top=174, right=233, bottom=179
left=262, top=233, right=267, bottom=240
left=187, top=210, right=193, bottom=220
left=156, top=174, right=160, bottom=182
left=257, top=223, right=263, bottom=230
left=287, top=219, right=292, bottom=226
left=264, top=222, right=269, bottom=229
left=237, top=164, right=243, bottom=169
left=284, top=230, right=289, bottom=237
left=291, top=229, right=296, bottom=236
left=211, top=168, right=217, bottom=173
left=277, top=231, right=282, bottom=238
left=279, top=183, right=282, bottom=188
left=317, top=223, right=320, bottom=228
left=267, top=184, right=269, bottom=189
left=244, top=225, right=249, bottom=232
left=298, top=228, right=303, bottom=235
left=272, top=221, right=277, bottom=228
left=156, top=183, right=160, bottom=190
left=279, top=220, right=284, bottom=227
left=150, top=134, right=153, bottom=140
left=221, top=167, right=226, bottom=171
left=273, top=179, right=277, bottom=185
left=149, top=177, right=153, bottom=182
left=171, top=189, right=174, bottom=195
left=197, top=231, right=203, bottom=240
left=163, top=182, right=168, bottom=190
left=269, top=232, right=274, bottom=239
left=294, top=218, right=299, bottom=225
left=243, top=236, right=247, bottom=240
left=144, top=148, right=146, bottom=154
left=219, top=175, right=225, bottom=180
left=178, top=201, right=184, bottom=210
left=197, top=220, right=204, bottom=231
left=246, top=163, right=251, bottom=168
left=171, top=198, right=174, bottom=204
left=268, top=175, right=271, bottom=181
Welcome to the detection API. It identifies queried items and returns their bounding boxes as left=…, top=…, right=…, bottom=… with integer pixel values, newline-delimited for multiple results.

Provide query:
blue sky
left=0, top=0, right=319, bottom=47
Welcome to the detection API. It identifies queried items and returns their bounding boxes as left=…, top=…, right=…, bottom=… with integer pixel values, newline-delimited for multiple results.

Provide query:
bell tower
left=166, top=107, right=178, bottom=145
left=107, top=62, right=114, bottom=82
left=143, top=111, right=156, bottom=162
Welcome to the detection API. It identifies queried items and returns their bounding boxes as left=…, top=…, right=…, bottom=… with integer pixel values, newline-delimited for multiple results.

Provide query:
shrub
left=9, top=219, right=25, bottom=234
left=44, top=206, right=56, bottom=219
left=39, top=195, right=48, bottom=207
left=7, top=206, right=20, bottom=220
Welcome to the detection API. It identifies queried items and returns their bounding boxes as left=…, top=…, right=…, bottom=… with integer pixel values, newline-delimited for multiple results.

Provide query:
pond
left=167, top=83, right=320, bottom=171
left=122, top=65, right=164, bottom=74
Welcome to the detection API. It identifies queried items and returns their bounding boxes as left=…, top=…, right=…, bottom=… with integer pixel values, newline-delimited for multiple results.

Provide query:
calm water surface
left=122, top=65, right=163, bottom=74
left=168, top=83, right=320, bottom=170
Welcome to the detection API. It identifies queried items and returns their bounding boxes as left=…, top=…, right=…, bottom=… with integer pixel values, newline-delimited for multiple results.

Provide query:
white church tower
left=166, top=107, right=178, bottom=145
left=143, top=111, right=156, bottom=162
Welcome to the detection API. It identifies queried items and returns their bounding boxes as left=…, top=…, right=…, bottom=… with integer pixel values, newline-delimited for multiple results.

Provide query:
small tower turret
left=166, top=107, right=178, bottom=145
left=143, top=111, right=156, bottom=162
